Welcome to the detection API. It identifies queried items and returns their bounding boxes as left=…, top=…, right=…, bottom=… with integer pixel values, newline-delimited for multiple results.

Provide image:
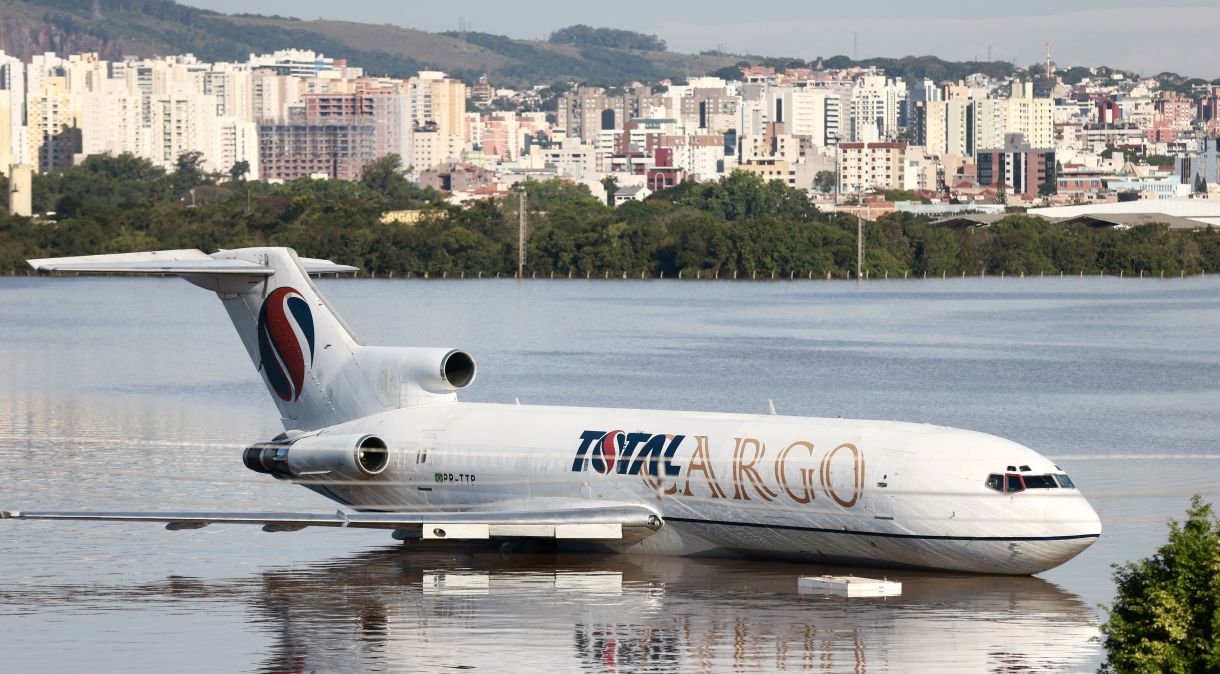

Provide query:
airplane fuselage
left=18, top=247, right=1101, bottom=576
left=291, top=402, right=1100, bottom=575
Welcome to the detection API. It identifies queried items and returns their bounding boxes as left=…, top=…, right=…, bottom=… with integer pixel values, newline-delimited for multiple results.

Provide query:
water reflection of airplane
left=6, top=248, right=1102, bottom=574
left=25, top=548, right=1088, bottom=673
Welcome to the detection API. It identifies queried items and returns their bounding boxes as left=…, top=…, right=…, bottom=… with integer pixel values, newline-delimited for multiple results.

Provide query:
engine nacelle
left=400, top=347, right=477, bottom=394
left=355, top=346, right=477, bottom=408
left=243, top=433, right=390, bottom=481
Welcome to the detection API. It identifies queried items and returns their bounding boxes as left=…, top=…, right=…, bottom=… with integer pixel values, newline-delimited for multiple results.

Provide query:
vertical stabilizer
left=28, top=247, right=475, bottom=431
left=210, top=248, right=364, bottom=430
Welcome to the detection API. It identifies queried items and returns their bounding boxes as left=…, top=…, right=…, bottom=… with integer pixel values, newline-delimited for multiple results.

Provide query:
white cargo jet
left=4, top=247, right=1101, bottom=574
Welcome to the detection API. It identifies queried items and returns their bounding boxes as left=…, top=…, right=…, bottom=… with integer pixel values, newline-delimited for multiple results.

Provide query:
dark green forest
left=548, top=25, right=667, bottom=52
left=3, top=153, right=1219, bottom=278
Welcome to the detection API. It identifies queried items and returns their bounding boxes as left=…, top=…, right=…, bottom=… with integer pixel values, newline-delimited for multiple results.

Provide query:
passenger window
left=1023, top=474, right=1058, bottom=489
left=1055, top=474, right=1076, bottom=489
left=1004, top=473, right=1025, bottom=494
left=985, top=474, right=1003, bottom=492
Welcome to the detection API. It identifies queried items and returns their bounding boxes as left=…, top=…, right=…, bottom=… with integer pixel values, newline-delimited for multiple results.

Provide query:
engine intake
left=243, top=433, right=391, bottom=481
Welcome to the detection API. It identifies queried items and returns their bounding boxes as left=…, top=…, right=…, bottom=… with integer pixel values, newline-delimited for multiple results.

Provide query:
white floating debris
left=798, top=574, right=902, bottom=598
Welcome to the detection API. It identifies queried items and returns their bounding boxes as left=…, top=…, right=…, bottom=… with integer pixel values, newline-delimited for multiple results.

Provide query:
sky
left=178, top=1, right=1220, bottom=78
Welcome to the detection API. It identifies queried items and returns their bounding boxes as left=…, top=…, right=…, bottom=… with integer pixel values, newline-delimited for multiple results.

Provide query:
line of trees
left=3, top=153, right=1220, bottom=277
left=547, top=25, right=667, bottom=52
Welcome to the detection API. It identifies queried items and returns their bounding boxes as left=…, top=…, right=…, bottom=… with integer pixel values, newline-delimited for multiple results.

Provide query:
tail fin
left=29, top=247, right=364, bottom=430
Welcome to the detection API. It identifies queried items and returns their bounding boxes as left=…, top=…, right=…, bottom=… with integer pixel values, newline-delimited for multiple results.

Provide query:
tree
left=600, top=175, right=619, bottom=206
left=1038, top=181, right=1056, bottom=196
left=1195, top=173, right=1208, bottom=195
left=228, top=160, right=250, bottom=183
left=172, top=151, right=206, bottom=197
left=360, top=154, right=435, bottom=209
left=814, top=170, right=836, bottom=194
left=1099, top=495, right=1220, bottom=673
left=547, top=25, right=666, bottom=52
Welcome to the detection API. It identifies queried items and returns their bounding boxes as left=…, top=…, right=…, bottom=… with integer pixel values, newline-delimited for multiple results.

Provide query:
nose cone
left=1053, top=494, right=1102, bottom=538
left=1033, top=494, right=1101, bottom=572
left=1081, top=498, right=1103, bottom=538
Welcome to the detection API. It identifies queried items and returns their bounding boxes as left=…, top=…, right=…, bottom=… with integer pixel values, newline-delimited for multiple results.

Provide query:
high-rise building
left=0, top=51, right=26, bottom=173
left=976, top=133, right=1055, bottom=196
left=407, top=72, right=465, bottom=137
left=259, top=85, right=408, bottom=181
left=259, top=121, right=376, bottom=181
left=849, top=74, right=907, bottom=141
left=26, top=71, right=82, bottom=173
left=1154, top=92, right=1195, bottom=129
left=252, top=71, right=302, bottom=123
left=212, top=117, right=259, bottom=179
left=247, top=50, right=361, bottom=79
left=771, top=87, right=848, bottom=147
left=920, top=83, right=1051, bottom=159
left=1198, top=86, right=1220, bottom=123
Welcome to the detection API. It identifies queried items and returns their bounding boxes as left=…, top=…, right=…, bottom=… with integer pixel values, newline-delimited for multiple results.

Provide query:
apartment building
left=0, top=51, right=26, bottom=172
left=839, top=142, right=907, bottom=191
left=976, top=133, right=1055, bottom=196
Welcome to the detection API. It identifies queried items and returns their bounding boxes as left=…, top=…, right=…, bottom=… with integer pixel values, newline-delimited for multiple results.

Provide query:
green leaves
left=1100, top=496, right=1220, bottom=673
left=3, top=160, right=1220, bottom=279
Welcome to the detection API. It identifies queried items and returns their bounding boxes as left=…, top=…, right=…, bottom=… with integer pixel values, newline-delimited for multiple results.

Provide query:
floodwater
left=1, top=275, right=1217, bottom=673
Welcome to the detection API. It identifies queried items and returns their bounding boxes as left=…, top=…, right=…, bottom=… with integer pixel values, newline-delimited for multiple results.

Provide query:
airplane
left=3, top=247, right=1102, bottom=574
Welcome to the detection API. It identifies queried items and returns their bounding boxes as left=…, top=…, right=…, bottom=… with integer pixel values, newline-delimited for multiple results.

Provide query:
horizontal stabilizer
left=28, top=249, right=356, bottom=277
left=1, top=505, right=664, bottom=541
left=29, top=258, right=274, bottom=276
left=299, top=257, right=361, bottom=275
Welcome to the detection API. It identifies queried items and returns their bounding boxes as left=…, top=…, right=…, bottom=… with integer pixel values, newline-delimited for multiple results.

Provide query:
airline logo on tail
left=257, top=287, right=315, bottom=402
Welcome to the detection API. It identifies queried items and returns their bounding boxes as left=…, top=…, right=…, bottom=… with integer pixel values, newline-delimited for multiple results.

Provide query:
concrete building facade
left=976, top=133, right=1055, bottom=196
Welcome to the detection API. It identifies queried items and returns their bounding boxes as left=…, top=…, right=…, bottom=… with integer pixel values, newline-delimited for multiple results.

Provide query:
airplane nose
left=1045, top=494, right=1102, bottom=550
left=1017, top=494, right=1102, bottom=574
left=1083, top=498, right=1102, bottom=537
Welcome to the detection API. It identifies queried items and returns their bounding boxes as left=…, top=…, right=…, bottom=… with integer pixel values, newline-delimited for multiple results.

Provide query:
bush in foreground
left=1099, top=495, right=1220, bottom=673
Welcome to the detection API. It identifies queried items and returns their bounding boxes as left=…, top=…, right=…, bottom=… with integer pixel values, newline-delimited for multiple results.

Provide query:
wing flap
left=1, top=505, right=662, bottom=541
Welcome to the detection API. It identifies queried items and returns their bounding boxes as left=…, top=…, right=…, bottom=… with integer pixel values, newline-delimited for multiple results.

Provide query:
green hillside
left=0, top=0, right=737, bottom=84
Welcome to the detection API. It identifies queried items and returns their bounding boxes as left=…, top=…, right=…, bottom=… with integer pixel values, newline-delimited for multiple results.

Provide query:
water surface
left=2, top=276, right=1217, bottom=672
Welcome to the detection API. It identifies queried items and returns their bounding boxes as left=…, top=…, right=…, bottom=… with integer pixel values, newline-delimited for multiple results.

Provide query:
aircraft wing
left=0, top=505, right=663, bottom=540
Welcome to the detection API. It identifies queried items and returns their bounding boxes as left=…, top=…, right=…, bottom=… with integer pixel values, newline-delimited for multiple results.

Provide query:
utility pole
left=517, top=186, right=526, bottom=279
left=856, top=184, right=864, bottom=284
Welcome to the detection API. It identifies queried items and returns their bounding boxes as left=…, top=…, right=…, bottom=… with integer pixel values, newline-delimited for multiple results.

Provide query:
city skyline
left=176, top=1, right=1220, bottom=78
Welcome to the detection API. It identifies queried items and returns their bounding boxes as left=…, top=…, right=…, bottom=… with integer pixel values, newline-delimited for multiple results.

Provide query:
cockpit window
left=1004, top=473, right=1025, bottom=494
left=1023, top=474, right=1058, bottom=489
left=985, top=474, right=1003, bottom=492
left=989, top=472, right=1070, bottom=493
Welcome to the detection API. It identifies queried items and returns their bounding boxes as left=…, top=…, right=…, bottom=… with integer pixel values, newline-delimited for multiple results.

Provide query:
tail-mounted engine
left=243, top=434, right=390, bottom=481
left=355, top=346, right=477, bottom=408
